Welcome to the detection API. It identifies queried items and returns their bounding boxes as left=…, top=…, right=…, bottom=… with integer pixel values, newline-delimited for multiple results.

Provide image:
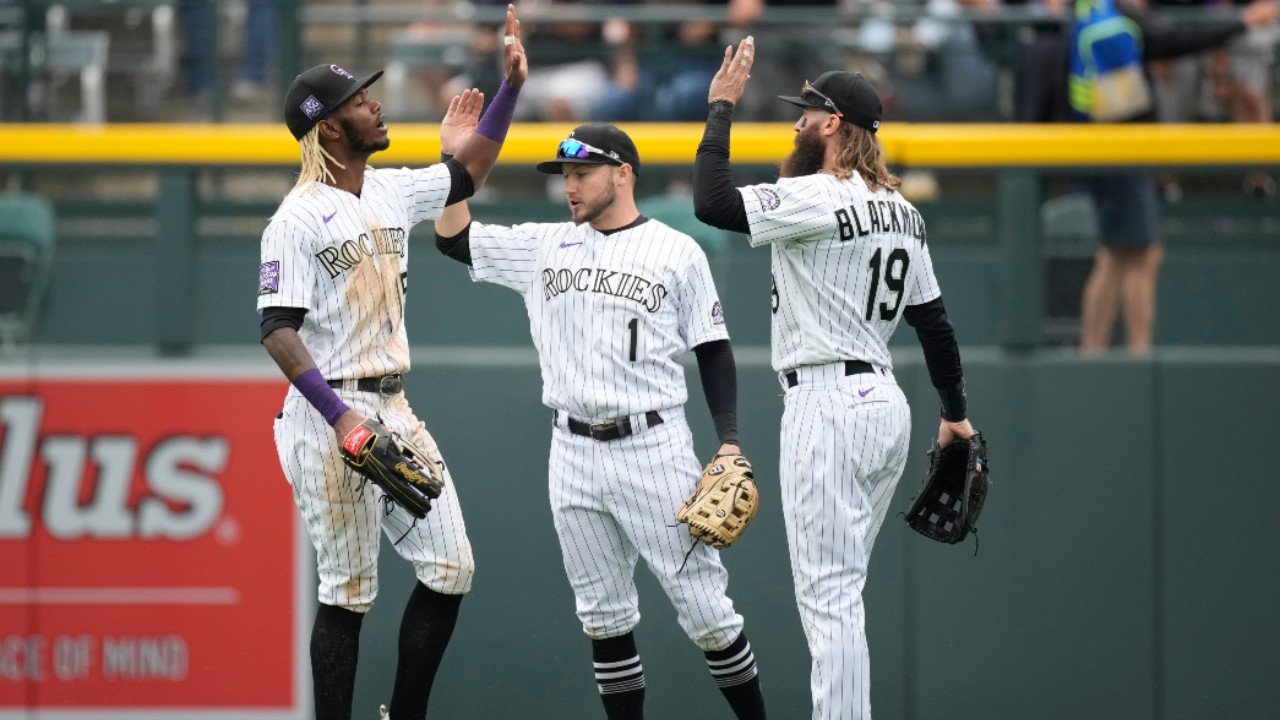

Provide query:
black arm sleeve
left=693, top=339, right=739, bottom=447
left=902, top=297, right=967, bottom=421
left=444, top=158, right=476, bottom=207
left=434, top=225, right=473, bottom=267
left=259, top=306, right=306, bottom=343
left=1123, top=3, right=1245, bottom=60
left=692, top=101, right=750, bottom=235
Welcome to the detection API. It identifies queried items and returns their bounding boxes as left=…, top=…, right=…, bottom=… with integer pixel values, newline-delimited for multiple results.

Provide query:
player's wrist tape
left=294, top=368, right=350, bottom=427
left=938, top=380, right=967, bottom=423
left=475, top=80, right=520, bottom=143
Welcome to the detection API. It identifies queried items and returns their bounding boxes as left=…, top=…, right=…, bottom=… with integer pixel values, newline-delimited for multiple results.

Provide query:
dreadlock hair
left=271, top=125, right=347, bottom=220
left=294, top=125, right=344, bottom=191
left=830, top=123, right=900, bottom=193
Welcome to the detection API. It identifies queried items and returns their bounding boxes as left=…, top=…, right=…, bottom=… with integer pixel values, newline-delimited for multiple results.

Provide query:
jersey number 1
left=627, top=318, right=638, bottom=362
left=864, top=248, right=909, bottom=321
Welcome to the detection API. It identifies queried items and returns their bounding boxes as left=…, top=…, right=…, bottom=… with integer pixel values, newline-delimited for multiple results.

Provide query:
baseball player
left=256, top=7, right=527, bottom=720
left=431, top=108, right=767, bottom=720
left=692, top=38, right=978, bottom=719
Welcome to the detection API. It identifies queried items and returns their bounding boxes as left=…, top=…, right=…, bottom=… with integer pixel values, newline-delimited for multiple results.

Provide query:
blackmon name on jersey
left=834, top=198, right=926, bottom=244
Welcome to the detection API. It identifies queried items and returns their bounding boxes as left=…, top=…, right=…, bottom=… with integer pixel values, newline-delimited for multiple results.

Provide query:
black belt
left=784, top=360, right=874, bottom=389
left=561, top=410, right=664, bottom=441
left=327, top=374, right=404, bottom=395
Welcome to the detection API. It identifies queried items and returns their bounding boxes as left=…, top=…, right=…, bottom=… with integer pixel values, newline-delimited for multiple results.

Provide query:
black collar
left=598, top=215, right=649, bottom=236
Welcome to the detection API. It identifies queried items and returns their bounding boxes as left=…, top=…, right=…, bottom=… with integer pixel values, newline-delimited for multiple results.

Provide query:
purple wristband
left=293, top=368, right=350, bottom=427
left=475, top=80, right=520, bottom=143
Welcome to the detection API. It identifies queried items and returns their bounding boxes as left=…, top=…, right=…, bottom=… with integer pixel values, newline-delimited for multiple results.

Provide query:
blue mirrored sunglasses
left=556, top=138, right=617, bottom=161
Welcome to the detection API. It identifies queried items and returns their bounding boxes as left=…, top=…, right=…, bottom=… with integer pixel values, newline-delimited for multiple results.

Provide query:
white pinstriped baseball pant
left=273, top=389, right=474, bottom=610
left=778, top=362, right=911, bottom=720
left=548, top=406, right=745, bottom=652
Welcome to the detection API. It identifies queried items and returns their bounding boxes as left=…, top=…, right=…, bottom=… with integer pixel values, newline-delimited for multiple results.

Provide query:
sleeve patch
left=258, top=261, right=280, bottom=295
left=711, top=301, right=725, bottom=325
left=752, top=187, right=781, bottom=212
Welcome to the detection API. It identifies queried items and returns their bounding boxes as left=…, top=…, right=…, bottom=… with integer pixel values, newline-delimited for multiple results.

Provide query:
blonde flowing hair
left=272, top=126, right=346, bottom=218
left=830, top=124, right=900, bottom=193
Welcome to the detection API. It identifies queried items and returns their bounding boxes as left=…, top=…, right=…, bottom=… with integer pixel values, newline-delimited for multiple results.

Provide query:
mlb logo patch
left=259, top=261, right=280, bottom=295
left=753, top=187, right=781, bottom=212
left=300, top=95, right=324, bottom=119
left=711, top=301, right=725, bottom=325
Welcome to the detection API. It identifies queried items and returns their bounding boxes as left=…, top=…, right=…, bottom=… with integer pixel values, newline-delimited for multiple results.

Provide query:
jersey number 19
left=864, top=248, right=910, bottom=321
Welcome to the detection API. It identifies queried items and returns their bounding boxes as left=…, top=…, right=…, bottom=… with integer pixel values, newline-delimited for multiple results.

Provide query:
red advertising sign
left=0, top=373, right=305, bottom=719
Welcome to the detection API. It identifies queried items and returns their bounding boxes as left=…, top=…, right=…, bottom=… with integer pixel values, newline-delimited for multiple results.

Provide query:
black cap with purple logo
left=284, top=64, right=384, bottom=140
left=536, top=124, right=642, bottom=175
left=777, top=71, right=882, bottom=134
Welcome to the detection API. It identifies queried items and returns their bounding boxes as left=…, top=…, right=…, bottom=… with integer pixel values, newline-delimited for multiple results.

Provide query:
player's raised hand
left=502, top=3, right=528, bottom=88
left=708, top=35, right=754, bottom=106
left=441, top=88, right=485, bottom=156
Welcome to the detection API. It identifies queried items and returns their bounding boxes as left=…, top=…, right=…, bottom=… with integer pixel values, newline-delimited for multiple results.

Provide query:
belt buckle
left=588, top=422, right=612, bottom=440
left=378, top=375, right=402, bottom=396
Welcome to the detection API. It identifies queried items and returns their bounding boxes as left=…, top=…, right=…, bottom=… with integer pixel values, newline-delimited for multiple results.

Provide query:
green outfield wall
left=326, top=350, right=1277, bottom=720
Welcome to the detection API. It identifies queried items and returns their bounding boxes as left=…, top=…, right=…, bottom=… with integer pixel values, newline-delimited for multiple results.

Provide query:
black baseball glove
left=340, top=418, right=444, bottom=519
left=904, top=432, right=990, bottom=544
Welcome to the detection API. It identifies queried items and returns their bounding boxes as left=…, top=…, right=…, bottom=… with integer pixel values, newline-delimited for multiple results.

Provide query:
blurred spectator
left=1150, top=0, right=1277, bottom=198
left=725, top=0, right=846, bottom=121
left=178, top=0, right=278, bottom=105
left=178, top=0, right=215, bottom=99
left=230, top=1, right=278, bottom=103
left=593, top=1, right=728, bottom=121
left=502, top=0, right=612, bottom=121
left=1003, top=0, right=1278, bottom=354
left=444, top=0, right=617, bottom=122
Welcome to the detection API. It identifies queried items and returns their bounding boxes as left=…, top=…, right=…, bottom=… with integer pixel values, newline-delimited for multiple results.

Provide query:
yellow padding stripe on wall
left=1, top=123, right=1278, bottom=167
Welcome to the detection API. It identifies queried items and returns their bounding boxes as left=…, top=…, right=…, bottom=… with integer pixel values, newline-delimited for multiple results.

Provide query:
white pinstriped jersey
left=738, top=172, right=941, bottom=373
left=467, top=218, right=728, bottom=419
left=256, top=165, right=453, bottom=380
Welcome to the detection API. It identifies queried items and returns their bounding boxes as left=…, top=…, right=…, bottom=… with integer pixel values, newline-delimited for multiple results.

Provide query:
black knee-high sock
left=311, top=603, right=365, bottom=720
left=705, top=632, right=766, bottom=720
left=388, top=583, right=464, bottom=719
left=592, top=632, right=645, bottom=720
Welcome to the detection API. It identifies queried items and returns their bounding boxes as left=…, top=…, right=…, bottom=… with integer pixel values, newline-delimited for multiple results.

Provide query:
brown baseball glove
left=676, top=453, right=759, bottom=549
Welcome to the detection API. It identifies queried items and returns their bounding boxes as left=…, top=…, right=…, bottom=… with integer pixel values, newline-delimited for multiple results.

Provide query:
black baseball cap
left=778, top=71, right=882, bottom=134
left=536, top=124, right=642, bottom=175
left=284, top=64, right=384, bottom=140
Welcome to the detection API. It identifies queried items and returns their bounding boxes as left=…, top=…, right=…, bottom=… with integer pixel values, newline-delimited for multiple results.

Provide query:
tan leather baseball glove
left=676, top=453, right=759, bottom=549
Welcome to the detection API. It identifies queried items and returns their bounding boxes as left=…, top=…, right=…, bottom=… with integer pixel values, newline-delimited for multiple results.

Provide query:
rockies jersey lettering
left=541, top=267, right=669, bottom=312
left=315, top=226, right=408, bottom=278
left=256, top=165, right=452, bottom=381
left=468, top=218, right=726, bottom=419
left=739, top=172, right=941, bottom=372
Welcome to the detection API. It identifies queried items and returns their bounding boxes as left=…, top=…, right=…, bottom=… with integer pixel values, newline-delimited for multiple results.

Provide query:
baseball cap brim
left=332, top=70, right=384, bottom=113
left=535, top=156, right=623, bottom=175
left=777, top=94, right=824, bottom=111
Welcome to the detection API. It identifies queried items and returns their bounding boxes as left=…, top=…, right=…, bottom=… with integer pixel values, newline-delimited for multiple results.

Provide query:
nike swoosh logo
left=559, top=241, right=583, bottom=249
left=322, top=211, right=337, bottom=224
left=858, top=386, right=876, bottom=397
